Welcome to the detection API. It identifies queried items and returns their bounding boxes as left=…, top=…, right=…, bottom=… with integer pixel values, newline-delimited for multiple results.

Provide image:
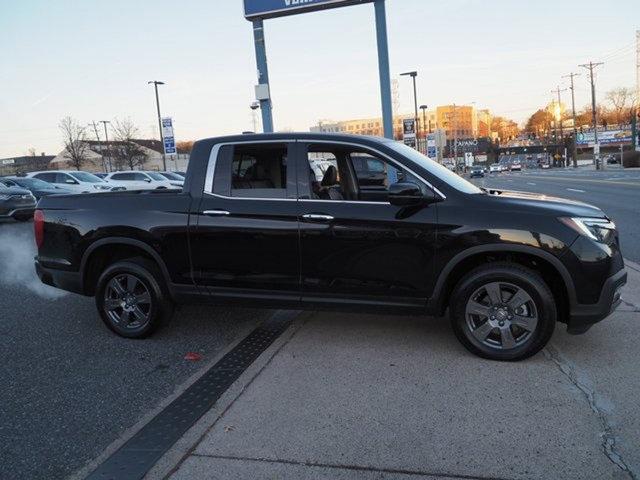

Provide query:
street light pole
left=148, top=80, right=167, bottom=171
left=400, top=71, right=419, bottom=149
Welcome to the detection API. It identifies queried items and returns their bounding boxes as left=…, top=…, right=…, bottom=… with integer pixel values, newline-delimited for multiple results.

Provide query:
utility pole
left=99, top=120, right=112, bottom=172
left=636, top=30, right=640, bottom=114
left=563, top=73, right=580, bottom=168
left=148, top=80, right=167, bottom=171
left=89, top=121, right=101, bottom=141
left=579, top=62, right=604, bottom=169
left=89, top=121, right=106, bottom=172
left=551, top=86, right=567, bottom=166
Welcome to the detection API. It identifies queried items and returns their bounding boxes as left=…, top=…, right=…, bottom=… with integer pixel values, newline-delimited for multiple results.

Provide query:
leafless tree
left=111, top=118, right=148, bottom=170
left=59, top=116, right=89, bottom=170
left=605, top=87, right=636, bottom=125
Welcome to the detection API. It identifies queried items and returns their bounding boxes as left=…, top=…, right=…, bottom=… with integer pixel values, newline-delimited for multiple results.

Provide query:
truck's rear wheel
left=95, top=258, right=173, bottom=338
left=450, top=263, right=556, bottom=361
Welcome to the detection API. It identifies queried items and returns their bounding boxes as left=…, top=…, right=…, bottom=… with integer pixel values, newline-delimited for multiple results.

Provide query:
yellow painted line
left=520, top=175, right=640, bottom=187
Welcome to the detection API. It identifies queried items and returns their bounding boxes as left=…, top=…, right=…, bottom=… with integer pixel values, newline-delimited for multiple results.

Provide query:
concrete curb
left=65, top=316, right=264, bottom=480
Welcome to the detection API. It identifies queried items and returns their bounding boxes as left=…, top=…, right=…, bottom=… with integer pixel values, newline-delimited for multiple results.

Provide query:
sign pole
left=374, top=0, right=393, bottom=140
left=252, top=19, right=274, bottom=133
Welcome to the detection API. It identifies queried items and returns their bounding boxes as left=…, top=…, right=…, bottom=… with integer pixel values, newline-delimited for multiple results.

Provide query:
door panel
left=299, top=200, right=437, bottom=302
left=297, top=142, right=438, bottom=305
left=190, top=142, right=301, bottom=300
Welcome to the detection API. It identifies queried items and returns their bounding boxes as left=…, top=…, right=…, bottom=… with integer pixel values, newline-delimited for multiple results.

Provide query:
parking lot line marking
left=567, top=188, right=586, bottom=193
left=527, top=182, right=537, bottom=185
left=84, top=310, right=297, bottom=480
left=522, top=175, right=640, bottom=187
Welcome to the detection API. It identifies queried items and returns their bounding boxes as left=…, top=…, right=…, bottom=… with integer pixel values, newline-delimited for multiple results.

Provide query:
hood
left=0, top=187, right=32, bottom=196
left=482, top=188, right=605, bottom=218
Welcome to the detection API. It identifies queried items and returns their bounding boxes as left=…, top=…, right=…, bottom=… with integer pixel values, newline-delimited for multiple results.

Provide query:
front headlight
left=560, top=217, right=616, bottom=243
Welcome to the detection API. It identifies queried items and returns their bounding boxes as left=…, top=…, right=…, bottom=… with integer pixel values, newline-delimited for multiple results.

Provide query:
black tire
left=95, top=257, right=173, bottom=339
left=450, top=262, right=556, bottom=361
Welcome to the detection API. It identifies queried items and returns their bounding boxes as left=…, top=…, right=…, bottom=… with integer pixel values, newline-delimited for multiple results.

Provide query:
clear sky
left=0, top=0, right=637, bottom=158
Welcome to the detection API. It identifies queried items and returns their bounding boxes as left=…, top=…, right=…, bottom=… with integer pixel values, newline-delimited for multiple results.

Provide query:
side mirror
left=388, top=182, right=440, bottom=207
left=144, top=178, right=152, bottom=183
left=65, top=179, right=78, bottom=185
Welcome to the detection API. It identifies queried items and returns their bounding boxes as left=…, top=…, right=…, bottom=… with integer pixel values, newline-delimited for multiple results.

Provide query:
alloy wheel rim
left=104, top=274, right=152, bottom=329
left=465, top=281, right=538, bottom=350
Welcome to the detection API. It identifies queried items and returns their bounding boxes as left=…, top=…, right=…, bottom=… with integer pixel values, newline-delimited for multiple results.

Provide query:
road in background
left=0, top=222, right=271, bottom=480
left=470, top=168, right=640, bottom=263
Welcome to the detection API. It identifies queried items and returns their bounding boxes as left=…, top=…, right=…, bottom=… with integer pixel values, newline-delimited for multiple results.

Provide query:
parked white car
left=489, top=164, right=502, bottom=173
left=103, top=171, right=176, bottom=190
left=156, top=171, right=185, bottom=188
left=25, top=170, right=116, bottom=194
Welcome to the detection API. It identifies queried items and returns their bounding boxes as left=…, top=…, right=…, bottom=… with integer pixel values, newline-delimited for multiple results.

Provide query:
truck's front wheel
left=95, top=258, right=173, bottom=338
left=450, top=263, right=556, bottom=361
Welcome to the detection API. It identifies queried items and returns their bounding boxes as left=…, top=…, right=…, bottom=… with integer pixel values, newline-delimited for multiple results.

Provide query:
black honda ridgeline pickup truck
left=35, top=134, right=627, bottom=361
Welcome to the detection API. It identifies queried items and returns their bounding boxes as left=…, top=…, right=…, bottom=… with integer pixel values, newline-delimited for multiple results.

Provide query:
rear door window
left=215, top=143, right=292, bottom=199
left=34, top=173, right=56, bottom=183
left=111, top=173, right=135, bottom=181
left=55, top=173, right=75, bottom=184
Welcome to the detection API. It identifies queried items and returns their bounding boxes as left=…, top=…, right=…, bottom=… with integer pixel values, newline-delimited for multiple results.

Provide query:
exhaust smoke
left=0, top=224, right=68, bottom=300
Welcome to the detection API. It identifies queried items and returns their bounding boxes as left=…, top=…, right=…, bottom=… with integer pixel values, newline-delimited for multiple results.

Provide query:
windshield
left=69, top=172, right=106, bottom=183
left=387, top=142, right=483, bottom=194
left=12, top=178, right=53, bottom=189
left=160, top=172, right=183, bottom=181
left=146, top=172, right=165, bottom=181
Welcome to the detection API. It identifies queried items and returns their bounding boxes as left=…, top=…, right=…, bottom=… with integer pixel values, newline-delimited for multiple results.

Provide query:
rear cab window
left=209, top=142, right=295, bottom=199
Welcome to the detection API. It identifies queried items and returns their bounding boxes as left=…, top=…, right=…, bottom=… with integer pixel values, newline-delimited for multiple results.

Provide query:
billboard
left=244, top=0, right=374, bottom=20
left=576, top=128, right=632, bottom=146
left=403, top=119, right=416, bottom=148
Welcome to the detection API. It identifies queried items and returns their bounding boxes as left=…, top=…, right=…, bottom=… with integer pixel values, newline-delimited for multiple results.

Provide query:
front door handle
left=203, top=209, right=230, bottom=217
left=302, top=213, right=334, bottom=222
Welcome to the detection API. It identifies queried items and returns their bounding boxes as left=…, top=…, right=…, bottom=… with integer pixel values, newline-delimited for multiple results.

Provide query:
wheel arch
left=80, top=237, right=172, bottom=297
left=429, top=244, right=576, bottom=321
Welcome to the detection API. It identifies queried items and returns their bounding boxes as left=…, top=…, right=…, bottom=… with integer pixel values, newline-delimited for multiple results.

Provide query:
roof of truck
left=196, top=132, right=396, bottom=146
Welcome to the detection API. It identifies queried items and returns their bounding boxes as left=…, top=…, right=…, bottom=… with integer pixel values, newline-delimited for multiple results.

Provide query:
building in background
left=477, top=109, right=492, bottom=138
left=48, top=139, right=190, bottom=173
left=0, top=153, right=55, bottom=176
left=310, top=111, right=437, bottom=140
left=436, top=105, right=478, bottom=140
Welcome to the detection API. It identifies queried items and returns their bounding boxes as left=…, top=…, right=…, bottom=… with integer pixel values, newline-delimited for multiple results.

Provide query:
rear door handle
left=302, top=213, right=334, bottom=222
left=203, top=209, right=230, bottom=217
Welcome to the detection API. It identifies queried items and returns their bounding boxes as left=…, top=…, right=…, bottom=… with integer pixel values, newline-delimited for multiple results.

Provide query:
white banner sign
left=161, top=117, right=177, bottom=155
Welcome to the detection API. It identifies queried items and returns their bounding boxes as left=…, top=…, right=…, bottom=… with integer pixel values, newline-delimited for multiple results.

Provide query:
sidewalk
left=147, top=264, right=640, bottom=480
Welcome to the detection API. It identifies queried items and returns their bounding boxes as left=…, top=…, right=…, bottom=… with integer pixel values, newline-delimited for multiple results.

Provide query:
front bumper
left=35, top=260, right=84, bottom=295
left=567, top=268, right=627, bottom=334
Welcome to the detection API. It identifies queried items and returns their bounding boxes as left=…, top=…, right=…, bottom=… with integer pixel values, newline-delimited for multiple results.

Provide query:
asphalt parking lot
left=0, top=221, right=272, bottom=479
left=2, top=168, right=639, bottom=479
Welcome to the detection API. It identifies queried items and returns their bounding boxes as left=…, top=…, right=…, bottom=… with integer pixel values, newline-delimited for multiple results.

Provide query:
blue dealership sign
left=244, top=0, right=374, bottom=20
